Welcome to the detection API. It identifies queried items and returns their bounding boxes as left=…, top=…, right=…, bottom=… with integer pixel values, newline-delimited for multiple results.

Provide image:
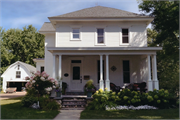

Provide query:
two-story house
left=34, top=6, right=162, bottom=93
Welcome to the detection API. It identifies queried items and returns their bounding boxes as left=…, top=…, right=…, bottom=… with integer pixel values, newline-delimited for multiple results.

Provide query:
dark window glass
left=73, top=34, right=79, bottom=39
left=73, top=67, right=80, bottom=80
left=98, top=37, right=104, bottom=43
left=123, top=37, right=128, bottom=43
left=97, top=60, right=104, bottom=83
left=16, top=71, right=21, bottom=78
left=71, top=60, right=81, bottom=63
left=41, top=66, right=44, bottom=73
left=123, top=60, right=130, bottom=83
left=122, top=29, right=129, bottom=43
left=97, top=29, right=104, bottom=43
left=122, top=29, right=128, bottom=35
left=73, top=29, right=80, bottom=39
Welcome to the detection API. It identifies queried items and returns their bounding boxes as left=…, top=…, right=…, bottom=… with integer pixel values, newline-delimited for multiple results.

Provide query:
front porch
left=47, top=47, right=161, bottom=92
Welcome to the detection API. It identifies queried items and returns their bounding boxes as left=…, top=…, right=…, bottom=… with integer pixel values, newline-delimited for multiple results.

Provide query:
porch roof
left=47, top=47, right=162, bottom=55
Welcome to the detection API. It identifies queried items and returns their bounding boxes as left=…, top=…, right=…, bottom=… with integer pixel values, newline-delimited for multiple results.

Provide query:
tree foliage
left=0, top=25, right=45, bottom=74
left=139, top=1, right=179, bottom=95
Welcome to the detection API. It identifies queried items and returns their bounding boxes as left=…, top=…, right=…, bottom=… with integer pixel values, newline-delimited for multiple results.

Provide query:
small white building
left=35, top=6, right=162, bottom=92
left=1, top=61, right=36, bottom=92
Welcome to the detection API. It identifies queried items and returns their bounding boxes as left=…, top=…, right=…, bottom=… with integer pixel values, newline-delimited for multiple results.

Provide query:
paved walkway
left=53, top=110, right=83, bottom=120
left=0, top=92, right=26, bottom=100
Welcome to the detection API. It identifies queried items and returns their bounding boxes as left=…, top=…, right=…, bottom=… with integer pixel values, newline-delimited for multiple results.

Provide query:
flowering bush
left=25, top=71, right=58, bottom=96
left=85, top=88, right=178, bottom=110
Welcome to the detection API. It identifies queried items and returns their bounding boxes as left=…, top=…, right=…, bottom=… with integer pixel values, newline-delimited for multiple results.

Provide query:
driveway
left=0, top=92, right=27, bottom=100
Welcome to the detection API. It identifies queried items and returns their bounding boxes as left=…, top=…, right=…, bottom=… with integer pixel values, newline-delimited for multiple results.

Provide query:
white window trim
left=119, top=27, right=131, bottom=46
left=95, top=28, right=106, bottom=46
left=70, top=27, right=82, bottom=41
left=16, top=71, right=21, bottom=79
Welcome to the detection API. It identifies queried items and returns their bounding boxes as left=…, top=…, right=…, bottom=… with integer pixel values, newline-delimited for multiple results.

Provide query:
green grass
left=80, top=109, right=179, bottom=119
left=1, top=97, right=60, bottom=119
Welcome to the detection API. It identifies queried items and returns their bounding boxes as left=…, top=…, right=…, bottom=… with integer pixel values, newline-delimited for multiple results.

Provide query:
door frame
left=69, top=57, right=84, bottom=92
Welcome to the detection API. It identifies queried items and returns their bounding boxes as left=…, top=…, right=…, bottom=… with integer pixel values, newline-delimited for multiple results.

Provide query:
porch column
left=59, top=55, right=62, bottom=89
left=53, top=54, right=56, bottom=79
left=152, top=54, right=159, bottom=90
left=147, top=55, right=153, bottom=91
left=105, top=55, right=110, bottom=91
left=99, top=55, right=104, bottom=91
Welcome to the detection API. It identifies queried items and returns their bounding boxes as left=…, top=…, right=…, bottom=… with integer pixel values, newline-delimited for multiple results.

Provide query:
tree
left=139, top=1, right=179, bottom=95
left=1, top=25, right=45, bottom=74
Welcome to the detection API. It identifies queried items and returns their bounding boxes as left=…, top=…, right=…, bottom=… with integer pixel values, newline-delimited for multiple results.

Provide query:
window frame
left=120, top=28, right=130, bottom=46
left=95, top=28, right=106, bottom=46
left=70, top=27, right=82, bottom=41
left=16, top=71, right=21, bottom=79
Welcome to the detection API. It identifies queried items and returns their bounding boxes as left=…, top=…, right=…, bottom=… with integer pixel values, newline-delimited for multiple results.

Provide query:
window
left=71, top=60, right=81, bottom=63
left=40, top=66, right=44, bottom=73
left=97, top=60, right=104, bottom=83
left=72, top=28, right=80, bottom=39
left=16, top=71, right=21, bottom=78
left=123, top=60, right=130, bottom=83
left=122, top=29, right=129, bottom=43
left=73, top=67, right=80, bottom=80
left=97, top=29, right=104, bottom=43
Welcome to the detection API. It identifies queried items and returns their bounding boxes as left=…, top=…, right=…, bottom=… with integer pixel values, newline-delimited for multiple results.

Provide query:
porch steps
left=61, top=96, right=87, bottom=110
left=65, top=92, right=85, bottom=95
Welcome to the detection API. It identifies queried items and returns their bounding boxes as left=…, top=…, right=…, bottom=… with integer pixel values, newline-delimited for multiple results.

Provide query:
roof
left=1, top=61, right=36, bottom=77
left=39, top=22, right=55, bottom=32
left=49, top=6, right=151, bottom=18
left=33, top=58, right=44, bottom=62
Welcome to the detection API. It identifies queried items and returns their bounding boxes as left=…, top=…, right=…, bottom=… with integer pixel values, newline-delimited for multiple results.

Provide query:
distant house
left=35, top=6, right=162, bottom=92
left=1, top=61, right=36, bottom=92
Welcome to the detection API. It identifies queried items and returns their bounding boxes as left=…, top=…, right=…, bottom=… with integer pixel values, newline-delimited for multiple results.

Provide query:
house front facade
left=36, top=6, right=162, bottom=92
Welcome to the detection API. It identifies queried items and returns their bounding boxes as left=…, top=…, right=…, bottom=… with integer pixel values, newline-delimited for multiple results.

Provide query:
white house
left=1, top=61, right=36, bottom=92
left=35, top=6, right=162, bottom=93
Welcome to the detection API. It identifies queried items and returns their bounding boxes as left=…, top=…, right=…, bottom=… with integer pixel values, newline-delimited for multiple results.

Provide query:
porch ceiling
left=47, top=47, right=162, bottom=55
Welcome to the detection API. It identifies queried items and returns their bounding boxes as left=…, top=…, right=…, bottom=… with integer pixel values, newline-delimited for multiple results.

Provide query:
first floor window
left=122, top=28, right=129, bottom=43
left=40, top=66, right=44, bottom=73
left=97, top=28, right=104, bottom=43
left=16, top=71, right=21, bottom=78
left=72, top=28, right=80, bottom=39
left=123, top=60, right=130, bottom=83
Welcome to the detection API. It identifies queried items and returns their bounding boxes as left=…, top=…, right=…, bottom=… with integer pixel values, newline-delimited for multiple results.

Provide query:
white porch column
left=147, top=55, right=153, bottom=91
left=105, top=55, right=110, bottom=91
left=58, top=55, right=62, bottom=89
left=99, top=55, right=104, bottom=91
left=152, top=54, right=159, bottom=90
left=53, top=54, right=56, bottom=79
left=2, top=80, right=7, bottom=92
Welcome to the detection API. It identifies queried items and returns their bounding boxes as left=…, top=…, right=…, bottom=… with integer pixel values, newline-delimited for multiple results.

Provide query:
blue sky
left=1, top=0, right=150, bottom=31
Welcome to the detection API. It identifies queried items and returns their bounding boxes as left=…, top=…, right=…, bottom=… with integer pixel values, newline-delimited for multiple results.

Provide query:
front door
left=71, top=62, right=82, bottom=91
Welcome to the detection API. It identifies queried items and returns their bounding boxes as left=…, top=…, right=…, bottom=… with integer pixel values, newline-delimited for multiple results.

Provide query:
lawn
left=80, top=109, right=179, bottom=119
left=1, top=97, right=60, bottom=119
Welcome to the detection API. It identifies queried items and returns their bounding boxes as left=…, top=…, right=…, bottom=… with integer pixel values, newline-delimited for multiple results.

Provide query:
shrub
left=21, top=95, right=37, bottom=107
left=39, top=96, right=60, bottom=110
left=84, top=80, right=96, bottom=94
left=25, top=71, right=58, bottom=96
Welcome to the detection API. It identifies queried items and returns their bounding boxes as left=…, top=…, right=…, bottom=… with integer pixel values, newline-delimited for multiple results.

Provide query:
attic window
left=16, top=71, right=21, bottom=78
left=122, top=29, right=129, bottom=43
left=72, top=29, right=80, bottom=39
left=18, top=65, right=20, bottom=70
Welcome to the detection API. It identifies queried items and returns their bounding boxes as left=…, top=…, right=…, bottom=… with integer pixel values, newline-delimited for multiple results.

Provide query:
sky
left=1, top=0, right=151, bottom=31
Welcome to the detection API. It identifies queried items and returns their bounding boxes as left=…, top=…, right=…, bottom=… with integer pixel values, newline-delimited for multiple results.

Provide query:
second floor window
left=122, top=29, right=129, bottom=43
left=72, top=28, right=80, bottom=39
left=97, top=28, right=104, bottom=43
left=16, top=71, right=21, bottom=78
